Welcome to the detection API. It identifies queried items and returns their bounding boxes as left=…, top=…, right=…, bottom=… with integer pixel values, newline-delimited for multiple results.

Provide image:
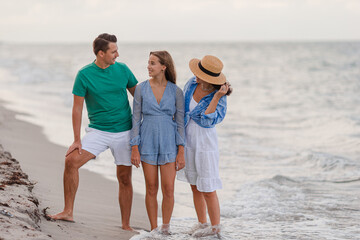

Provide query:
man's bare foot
left=48, top=211, right=75, bottom=223
left=122, top=225, right=134, bottom=231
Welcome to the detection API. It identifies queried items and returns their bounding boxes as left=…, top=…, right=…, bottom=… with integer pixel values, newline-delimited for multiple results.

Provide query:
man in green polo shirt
left=50, top=33, right=137, bottom=231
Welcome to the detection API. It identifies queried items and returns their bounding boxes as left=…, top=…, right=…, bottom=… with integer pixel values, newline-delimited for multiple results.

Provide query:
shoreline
left=0, top=101, right=148, bottom=239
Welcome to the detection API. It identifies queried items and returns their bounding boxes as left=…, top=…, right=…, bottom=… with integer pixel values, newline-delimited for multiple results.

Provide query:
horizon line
left=1, top=39, right=360, bottom=45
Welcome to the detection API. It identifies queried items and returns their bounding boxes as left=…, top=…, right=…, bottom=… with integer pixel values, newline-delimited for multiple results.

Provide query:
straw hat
left=189, top=55, right=226, bottom=85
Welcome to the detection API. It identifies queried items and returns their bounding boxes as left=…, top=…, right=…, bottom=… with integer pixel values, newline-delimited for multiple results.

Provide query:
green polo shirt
left=72, top=62, right=138, bottom=132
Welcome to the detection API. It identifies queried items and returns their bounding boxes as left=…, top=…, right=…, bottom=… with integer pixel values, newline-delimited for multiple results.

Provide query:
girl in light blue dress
left=130, top=51, right=185, bottom=234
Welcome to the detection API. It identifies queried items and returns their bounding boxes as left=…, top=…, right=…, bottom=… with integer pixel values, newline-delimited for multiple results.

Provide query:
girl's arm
left=175, top=87, right=185, bottom=171
left=130, top=84, right=142, bottom=168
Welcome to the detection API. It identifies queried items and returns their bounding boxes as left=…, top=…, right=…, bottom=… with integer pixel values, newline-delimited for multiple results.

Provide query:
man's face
left=102, top=42, right=119, bottom=65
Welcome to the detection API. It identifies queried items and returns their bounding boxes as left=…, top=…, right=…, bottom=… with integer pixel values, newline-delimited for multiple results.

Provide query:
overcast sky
left=1, top=0, right=360, bottom=43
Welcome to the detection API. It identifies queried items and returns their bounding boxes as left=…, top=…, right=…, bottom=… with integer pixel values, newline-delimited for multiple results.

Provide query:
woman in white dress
left=178, top=55, right=232, bottom=237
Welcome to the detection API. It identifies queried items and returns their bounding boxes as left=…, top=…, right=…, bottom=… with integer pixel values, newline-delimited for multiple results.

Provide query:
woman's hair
left=212, top=82, right=233, bottom=96
left=93, top=33, right=117, bottom=55
left=150, top=51, right=176, bottom=84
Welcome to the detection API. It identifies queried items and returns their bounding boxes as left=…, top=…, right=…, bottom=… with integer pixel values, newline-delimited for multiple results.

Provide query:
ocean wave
left=302, top=151, right=355, bottom=171
left=290, top=151, right=360, bottom=182
left=221, top=175, right=307, bottom=221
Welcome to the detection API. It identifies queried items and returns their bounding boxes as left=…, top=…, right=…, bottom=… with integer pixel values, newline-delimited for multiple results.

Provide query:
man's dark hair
left=93, top=33, right=117, bottom=55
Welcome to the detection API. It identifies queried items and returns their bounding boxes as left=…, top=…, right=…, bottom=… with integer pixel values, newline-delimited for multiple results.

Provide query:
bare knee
left=191, top=185, right=202, bottom=196
left=65, top=155, right=79, bottom=171
left=191, top=185, right=199, bottom=192
left=117, top=173, right=132, bottom=187
left=162, top=184, right=174, bottom=199
left=146, top=183, right=158, bottom=197
left=202, top=191, right=217, bottom=200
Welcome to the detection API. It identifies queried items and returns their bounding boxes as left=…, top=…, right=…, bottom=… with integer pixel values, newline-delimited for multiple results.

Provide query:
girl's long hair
left=150, top=51, right=176, bottom=84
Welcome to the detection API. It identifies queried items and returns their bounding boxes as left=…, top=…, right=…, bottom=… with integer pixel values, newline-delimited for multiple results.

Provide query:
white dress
left=177, top=96, right=222, bottom=192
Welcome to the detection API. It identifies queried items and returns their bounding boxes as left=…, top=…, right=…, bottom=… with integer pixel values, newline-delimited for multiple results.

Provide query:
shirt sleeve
left=72, top=71, right=87, bottom=97
left=129, top=84, right=142, bottom=146
left=124, top=64, right=138, bottom=89
left=175, top=86, right=185, bottom=146
left=198, top=95, right=227, bottom=128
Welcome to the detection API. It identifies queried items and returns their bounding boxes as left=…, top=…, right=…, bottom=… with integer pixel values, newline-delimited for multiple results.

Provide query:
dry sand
left=0, top=101, right=149, bottom=240
left=0, top=144, right=52, bottom=240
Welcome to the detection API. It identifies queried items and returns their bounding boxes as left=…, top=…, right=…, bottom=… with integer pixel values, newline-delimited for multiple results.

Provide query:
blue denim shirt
left=184, top=76, right=227, bottom=128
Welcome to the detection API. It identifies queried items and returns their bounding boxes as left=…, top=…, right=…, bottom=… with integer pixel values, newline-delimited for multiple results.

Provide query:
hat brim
left=189, top=58, right=226, bottom=85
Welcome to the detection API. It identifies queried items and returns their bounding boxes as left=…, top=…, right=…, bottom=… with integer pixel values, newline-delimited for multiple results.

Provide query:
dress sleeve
left=175, top=86, right=185, bottom=146
left=130, top=84, right=142, bottom=146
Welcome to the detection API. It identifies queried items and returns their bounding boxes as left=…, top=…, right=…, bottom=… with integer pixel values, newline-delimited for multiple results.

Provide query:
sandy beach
left=0, top=101, right=148, bottom=240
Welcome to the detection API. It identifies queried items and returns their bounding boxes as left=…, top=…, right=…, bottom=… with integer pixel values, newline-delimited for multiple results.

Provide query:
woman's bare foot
left=122, top=225, right=134, bottom=231
left=48, top=211, right=75, bottom=222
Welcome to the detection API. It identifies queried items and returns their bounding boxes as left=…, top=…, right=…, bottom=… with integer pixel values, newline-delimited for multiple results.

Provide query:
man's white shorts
left=81, top=127, right=131, bottom=166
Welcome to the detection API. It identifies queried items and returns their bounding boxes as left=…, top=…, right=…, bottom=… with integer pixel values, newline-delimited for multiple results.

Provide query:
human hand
left=66, top=141, right=82, bottom=157
left=215, top=82, right=229, bottom=98
left=175, top=147, right=185, bottom=171
left=131, top=146, right=141, bottom=168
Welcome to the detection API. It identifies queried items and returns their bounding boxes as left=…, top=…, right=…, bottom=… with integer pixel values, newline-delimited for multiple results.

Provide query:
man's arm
left=127, top=85, right=137, bottom=97
left=66, top=95, right=85, bottom=156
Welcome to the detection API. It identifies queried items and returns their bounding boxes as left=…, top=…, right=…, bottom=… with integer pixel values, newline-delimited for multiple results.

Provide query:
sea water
left=0, top=42, right=360, bottom=239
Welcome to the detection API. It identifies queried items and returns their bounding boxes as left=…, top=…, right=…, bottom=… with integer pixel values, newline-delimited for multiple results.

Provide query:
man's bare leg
left=49, top=150, right=95, bottom=221
left=116, top=165, right=133, bottom=230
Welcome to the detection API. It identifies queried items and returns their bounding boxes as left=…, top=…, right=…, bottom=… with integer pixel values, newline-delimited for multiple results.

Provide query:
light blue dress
left=130, top=80, right=185, bottom=165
